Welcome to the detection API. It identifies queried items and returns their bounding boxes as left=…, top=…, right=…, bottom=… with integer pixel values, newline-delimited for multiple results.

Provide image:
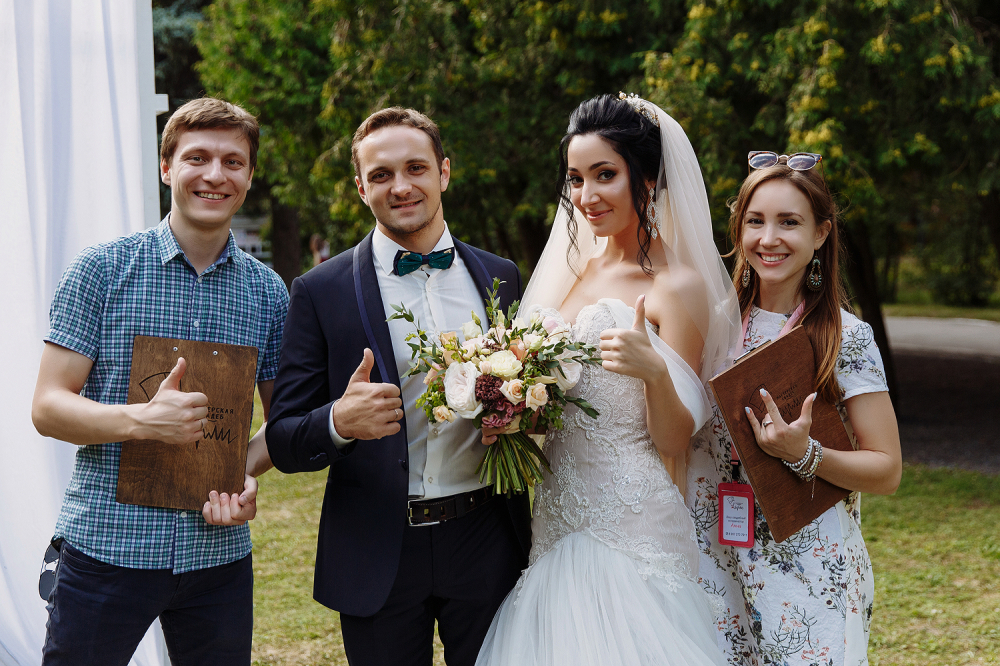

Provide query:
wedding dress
left=475, top=299, right=725, bottom=666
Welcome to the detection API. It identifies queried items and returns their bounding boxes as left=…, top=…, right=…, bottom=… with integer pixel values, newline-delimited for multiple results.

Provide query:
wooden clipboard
left=708, top=326, right=853, bottom=542
left=116, top=336, right=258, bottom=511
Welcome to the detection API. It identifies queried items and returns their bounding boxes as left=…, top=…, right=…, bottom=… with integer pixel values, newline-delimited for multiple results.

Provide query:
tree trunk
left=516, top=215, right=549, bottom=272
left=982, top=192, right=1000, bottom=276
left=841, top=221, right=899, bottom=407
left=271, top=199, right=301, bottom=291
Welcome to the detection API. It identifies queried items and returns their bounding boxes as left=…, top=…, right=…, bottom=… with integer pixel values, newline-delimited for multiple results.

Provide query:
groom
left=266, top=107, right=531, bottom=665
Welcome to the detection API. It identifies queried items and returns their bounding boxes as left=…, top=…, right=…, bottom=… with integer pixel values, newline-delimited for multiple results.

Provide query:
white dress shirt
left=330, top=224, right=490, bottom=499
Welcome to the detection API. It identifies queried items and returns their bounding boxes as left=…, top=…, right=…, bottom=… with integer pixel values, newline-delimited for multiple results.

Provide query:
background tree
left=642, top=0, right=1000, bottom=398
left=153, top=0, right=212, bottom=216
left=196, top=0, right=690, bottom=281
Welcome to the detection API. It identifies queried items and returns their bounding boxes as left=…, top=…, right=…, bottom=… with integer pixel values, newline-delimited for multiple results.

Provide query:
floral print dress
left=686, top=307, right=889, bottom=666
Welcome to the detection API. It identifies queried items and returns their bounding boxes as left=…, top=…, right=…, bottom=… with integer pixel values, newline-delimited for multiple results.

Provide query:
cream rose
left=500, top=379, right=526, bottom=404
left=522, top=333, right=544, bottom=351
left=525, top=383, right=549, bottom=411
left=444, top=361, right=483, bottom=419
left=484, top=350, right=522, bottom=380
left=548, top=351, right=582, bottom=391
left=460, top=321, right=482, bottom=340
left=433, top=405, right=456, bottom=423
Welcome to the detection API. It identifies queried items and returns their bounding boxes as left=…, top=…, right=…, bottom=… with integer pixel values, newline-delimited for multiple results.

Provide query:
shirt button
left=427, top=476, right=434, bottom=484
left=192, top=320, right=199, bottom=328
left=197, top=277, right=203, bottom=284
left=180, top=512, right=188, bottom=518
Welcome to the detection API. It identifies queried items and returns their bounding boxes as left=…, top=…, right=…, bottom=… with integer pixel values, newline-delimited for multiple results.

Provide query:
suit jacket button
left=399, top=459, right=408, bottom=471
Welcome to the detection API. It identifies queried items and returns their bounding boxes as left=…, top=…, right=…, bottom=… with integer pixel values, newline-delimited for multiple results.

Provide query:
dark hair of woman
left=727, top=163, right=849, bottom=404
left=557, top=94, right=662, bottom=275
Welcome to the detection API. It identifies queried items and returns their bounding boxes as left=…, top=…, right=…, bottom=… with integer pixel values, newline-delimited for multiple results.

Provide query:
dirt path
left=884, top=316, right=1000, bottom=475
left=894, top=351, right=1000, bottom=475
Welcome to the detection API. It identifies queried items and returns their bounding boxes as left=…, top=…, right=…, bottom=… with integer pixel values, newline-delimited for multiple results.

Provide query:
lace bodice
left=529, top=303, right=700, bottom=588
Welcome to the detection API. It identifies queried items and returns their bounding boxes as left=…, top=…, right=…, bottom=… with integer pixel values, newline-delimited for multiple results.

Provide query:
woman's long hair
left=728, top=164, right=849, bottom=404
left=556, top=94, right=662, bottom=275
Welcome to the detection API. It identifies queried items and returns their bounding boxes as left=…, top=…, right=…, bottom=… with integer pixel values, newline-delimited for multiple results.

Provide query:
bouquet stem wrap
left=478, top=431, right=551, bottom=496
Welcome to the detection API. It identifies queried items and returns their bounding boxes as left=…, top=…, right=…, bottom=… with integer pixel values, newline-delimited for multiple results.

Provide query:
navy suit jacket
left=266, top=230, right=532, bottom=616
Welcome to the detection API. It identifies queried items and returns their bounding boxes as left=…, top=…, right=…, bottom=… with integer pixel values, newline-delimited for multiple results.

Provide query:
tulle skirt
left=475, top=532, right=726, bottom=666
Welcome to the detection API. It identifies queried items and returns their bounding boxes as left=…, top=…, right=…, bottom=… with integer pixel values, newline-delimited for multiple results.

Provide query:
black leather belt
left=407, top=487, right=494, bottom=526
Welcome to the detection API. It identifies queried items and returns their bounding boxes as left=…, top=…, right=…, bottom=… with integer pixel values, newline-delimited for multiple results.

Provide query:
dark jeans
left=42, top=543, right=253, bottom=666
left=340, top=497, right=525, bottom=666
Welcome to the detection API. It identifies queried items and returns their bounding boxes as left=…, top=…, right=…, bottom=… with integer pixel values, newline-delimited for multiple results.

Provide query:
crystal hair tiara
left=618, top=92, right=660, bottom=127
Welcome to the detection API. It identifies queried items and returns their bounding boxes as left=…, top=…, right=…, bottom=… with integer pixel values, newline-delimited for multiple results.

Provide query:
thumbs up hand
left=331, top=348, right=404, bottom=441
left=598, top=295, right=662, bottom=382
left=131, top=357, right=209, bottom=444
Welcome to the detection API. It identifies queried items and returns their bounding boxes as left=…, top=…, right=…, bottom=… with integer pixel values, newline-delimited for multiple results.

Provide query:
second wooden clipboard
left=116, top=336, right=258, bottom=511
left=708, top=326, right=853, bottom=543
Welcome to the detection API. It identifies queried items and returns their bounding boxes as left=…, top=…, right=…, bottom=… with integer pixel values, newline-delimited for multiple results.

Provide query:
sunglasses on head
left=748, top=151, right=823, bottom=171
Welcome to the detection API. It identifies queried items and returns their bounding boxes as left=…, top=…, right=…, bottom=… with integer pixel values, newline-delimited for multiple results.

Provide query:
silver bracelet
left=786, top=438, right=814, bottom=472
left=783, top=437, right=822, bottom=480
left=803, top=438, right=823, bottom=480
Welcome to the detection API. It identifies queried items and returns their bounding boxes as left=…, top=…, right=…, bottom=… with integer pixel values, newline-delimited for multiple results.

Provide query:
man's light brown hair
left=351, top=107, right=445, bottom=178
left=160, top=98, right=260, bottom=171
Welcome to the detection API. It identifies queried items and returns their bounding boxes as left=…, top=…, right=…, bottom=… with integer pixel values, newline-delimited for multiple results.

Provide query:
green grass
left=866, top=465, right=1000, bottom=666
left=249, top=400, right=1000, bottom=664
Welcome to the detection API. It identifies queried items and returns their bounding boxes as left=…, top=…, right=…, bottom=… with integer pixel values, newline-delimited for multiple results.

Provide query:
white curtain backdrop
left=0, top=0, right=167, bottom=663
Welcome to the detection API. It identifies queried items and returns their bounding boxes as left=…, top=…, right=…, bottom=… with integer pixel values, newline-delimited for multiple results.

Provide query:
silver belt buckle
left=407, top=498, right=440, bottom=527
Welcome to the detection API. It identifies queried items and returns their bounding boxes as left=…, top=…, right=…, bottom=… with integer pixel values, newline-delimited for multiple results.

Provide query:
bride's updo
left=557, top=94, right=663, bottom=274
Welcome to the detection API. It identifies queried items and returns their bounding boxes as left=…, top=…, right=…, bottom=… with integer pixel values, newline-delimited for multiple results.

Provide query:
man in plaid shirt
left=31, top=98, right=288, bottom=665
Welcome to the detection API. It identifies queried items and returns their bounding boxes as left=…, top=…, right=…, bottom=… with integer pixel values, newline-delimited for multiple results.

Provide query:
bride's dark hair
left=557, top=94, right=662, bottom=275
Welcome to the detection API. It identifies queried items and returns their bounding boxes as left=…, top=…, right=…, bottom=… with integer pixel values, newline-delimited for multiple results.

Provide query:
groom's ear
left=439, top=157, right=451, bottom=193
left=355, top=175, right=370, bottom=207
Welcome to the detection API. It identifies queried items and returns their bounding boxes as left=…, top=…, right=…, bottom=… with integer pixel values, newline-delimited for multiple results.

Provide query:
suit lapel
left=454, top=239, right=494, bottom=306
left=353, top=232, right=401, bottom=388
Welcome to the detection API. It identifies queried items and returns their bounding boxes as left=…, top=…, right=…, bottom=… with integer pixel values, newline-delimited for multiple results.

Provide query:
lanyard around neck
left=741, top=301, right=805, bottom=347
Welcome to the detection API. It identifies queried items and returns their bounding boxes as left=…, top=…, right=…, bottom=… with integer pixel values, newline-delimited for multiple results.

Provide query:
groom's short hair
left=351, top=107, right=445, bottom=177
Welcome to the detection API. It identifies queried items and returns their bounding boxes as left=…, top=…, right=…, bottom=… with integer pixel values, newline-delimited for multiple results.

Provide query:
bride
left=475, top=93, right=739, bottom=665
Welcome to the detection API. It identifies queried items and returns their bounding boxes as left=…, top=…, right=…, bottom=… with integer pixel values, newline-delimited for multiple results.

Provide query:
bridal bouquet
left=389, top=279, right=601, bottom=495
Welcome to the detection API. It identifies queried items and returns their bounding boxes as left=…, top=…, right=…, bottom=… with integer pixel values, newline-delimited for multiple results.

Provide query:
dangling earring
left=741, top=264, right=751, bottom=288
left=646, top=187, right=659, bottom=240
left=806, top=255, right=823, bottom=291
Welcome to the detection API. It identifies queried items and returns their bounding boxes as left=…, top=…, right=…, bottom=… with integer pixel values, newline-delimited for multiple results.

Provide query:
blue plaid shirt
left=46, top=218, right=288, bottom=573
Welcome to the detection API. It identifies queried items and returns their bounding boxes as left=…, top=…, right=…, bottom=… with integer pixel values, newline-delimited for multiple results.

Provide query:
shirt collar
left=156, top=214, right=238, bottom=272
left=372, top=222, right=455, bottom=276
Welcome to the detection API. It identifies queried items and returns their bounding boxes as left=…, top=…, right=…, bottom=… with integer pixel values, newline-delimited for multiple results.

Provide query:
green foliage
left=196, top=0, right=690, bottom=267
left=920, top=208, right=1000, bottom=306
left=642, top=0, right=1000, bottom=305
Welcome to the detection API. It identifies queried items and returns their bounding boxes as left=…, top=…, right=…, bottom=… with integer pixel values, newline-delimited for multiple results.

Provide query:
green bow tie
left=393, top=248, right=455, bottom=276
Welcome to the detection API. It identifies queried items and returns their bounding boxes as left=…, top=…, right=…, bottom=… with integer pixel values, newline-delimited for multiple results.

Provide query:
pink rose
left=481, top=411, right=513, bottom=429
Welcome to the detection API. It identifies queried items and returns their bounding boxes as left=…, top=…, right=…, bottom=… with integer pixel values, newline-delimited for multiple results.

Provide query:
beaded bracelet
left=803, top=438, right=824, bottom=480
left=783, top=437, right=823, bottom=481
left=786, top=438, right=814, bottom=473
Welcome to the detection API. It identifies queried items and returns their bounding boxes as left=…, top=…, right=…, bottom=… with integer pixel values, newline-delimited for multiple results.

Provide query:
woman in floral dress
left=686, top=153, right=902, bottom=666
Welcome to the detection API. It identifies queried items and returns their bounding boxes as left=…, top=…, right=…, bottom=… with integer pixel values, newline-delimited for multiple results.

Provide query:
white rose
left=460, top=321, right=482, bottom=340
left=522, top=333, right=543, bottom=351
left=548, top=351, right=582, bottom=391
left=500, top=379, right=526, bottom=404
left=444, top=361, right=483, bottom=419
left=484, top=350, right=522, bottom=380
left=461, top=336, right=484, bottom=356
left=433, top=405, right=456, bottom=423
left=525, top=383, right=549, bottom=411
